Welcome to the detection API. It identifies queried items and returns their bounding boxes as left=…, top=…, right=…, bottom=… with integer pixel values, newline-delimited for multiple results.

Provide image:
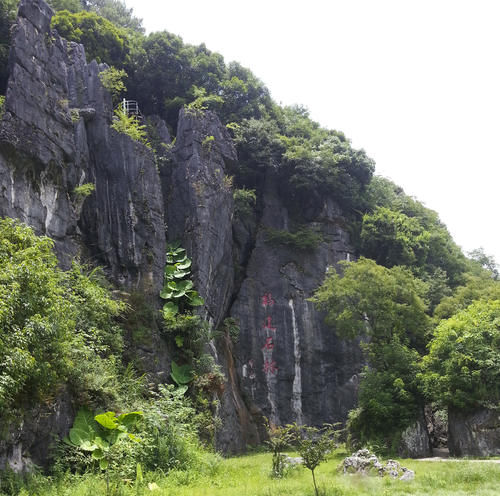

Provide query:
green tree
left=311, top=257, right=430, bottom=450
left=48, top=0, right=82, bottom=13
left=0, top=219, right=71, bottom=411
left=362, top=176, right=467, bottom=288
left=360, top=206, right=430, bottom=269
left=420, top=299, right=500, bottom=410
left=51, top=9, right=130, bottom=67
left=433, top=272, right=500, bottom=321
left=292, top=424, right=337, bottom=496
left=0, top=219, right=127, bottom=418
left=265, top=423, right=294, bottom=478
left=312, top=257, right=429, bottom=346
left=82, top=0, right=143, bottom=33
left=468, top=247, right=499, bottom=280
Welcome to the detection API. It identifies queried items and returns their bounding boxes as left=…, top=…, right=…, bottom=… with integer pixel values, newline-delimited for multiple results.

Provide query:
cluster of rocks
left=342, top=449, right=415, bottom=481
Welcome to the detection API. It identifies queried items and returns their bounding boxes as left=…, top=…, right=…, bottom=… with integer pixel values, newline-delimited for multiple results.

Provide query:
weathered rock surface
left=448, top=407, right=500, bottom=457
left=0, top=0, right=165, bottom=289
left=399, top=414, right=432, bottom=458
left=0, top=388, right=74, bottom=472
left=342, top=449, right=415, bottom=480
left=1, top=0, right=365, bottom=464
left=164, top=108, right=236, bottom=327
left=425, top=404, right=448, bottom=448
left=160, top=109, right=363, bottom=453
left=226, top=173, right=362, bottom=450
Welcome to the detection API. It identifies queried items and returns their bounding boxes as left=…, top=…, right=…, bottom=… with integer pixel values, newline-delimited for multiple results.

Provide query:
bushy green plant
left=186, top=85, right=224, bottom=113
left=111, top=107, right=150, bottom=147
left=420, top=299, right=500, bottom=410
left=117, top=384, right=215, bottom=477
left=98, top=66, right=127, bottom=104
left=51, top=9, right=130, bottom=67
left=360, top=206, right=430, bottom=269
left=0, top=219, right=136, bottom=423
left=48, top=0, right=82, bottom=13
left=291, top=424, right=337, bottom=496
left=170, top=361, right=193, bottom=386
left=0, top=219, right=72, bottom=413
left=160, top=244, right=203, bottom=319
left=233, top=188, right=256, bottom=218
left=264, top=225, right=323, bottom=251
left=0, top=95, right=5, bottom=119
left=311, top=257, right=429, bottom=451
left=73, top=182, right=95, bottom=199
left=64, top=408, right=142, bottom=494
left=265, top=423, right=294, bottom=478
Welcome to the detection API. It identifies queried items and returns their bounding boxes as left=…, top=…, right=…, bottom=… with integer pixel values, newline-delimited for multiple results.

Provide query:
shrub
left=264, top=226, right=323, bottom=251
left=233, top=188, right=256, bottom=217
left=98, top=66, right=127, bottom=104
left=111, top=107, right=150, bottom=147
left=73, top=183, right=95, bottom=199
left=420, top=299, right=500, bottom=410
left=0, top=219, right=132, bottom=421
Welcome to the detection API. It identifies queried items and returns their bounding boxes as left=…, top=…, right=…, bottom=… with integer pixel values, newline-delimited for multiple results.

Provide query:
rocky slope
left=0, top=0, right=364, bottom=465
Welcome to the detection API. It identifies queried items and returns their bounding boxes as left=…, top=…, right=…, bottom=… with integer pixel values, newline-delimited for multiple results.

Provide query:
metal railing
left=119, top=99, right=143, bottom=121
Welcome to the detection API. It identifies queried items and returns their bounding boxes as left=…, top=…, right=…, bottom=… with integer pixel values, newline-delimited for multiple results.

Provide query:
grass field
left=6, top=450, right=500, bottom=496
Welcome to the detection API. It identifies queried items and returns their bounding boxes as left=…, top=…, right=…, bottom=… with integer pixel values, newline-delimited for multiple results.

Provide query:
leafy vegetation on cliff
left=420, top=299, right=500, bottom=410
left=0, top=218, right=127, bottom=417
left=312, top=258, right=430, bottom=449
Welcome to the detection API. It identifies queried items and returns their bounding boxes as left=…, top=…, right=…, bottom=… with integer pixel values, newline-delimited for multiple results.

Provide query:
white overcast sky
left=124, top=0, right=500, bottom=265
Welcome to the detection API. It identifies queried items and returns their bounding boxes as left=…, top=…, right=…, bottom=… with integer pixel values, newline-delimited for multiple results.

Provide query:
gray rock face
left=162, top=111, right=362, bottom=453
left=399, top=414, right=432, bottom=458
left=448, top=407, right=500, bottom=457
left=164, top=108, right=236, bottom=326
left=224, top=173, right=362, bottom=451
left=0, top=388, right=74, bottom=472
left=0, top=0, right=165, bottom=289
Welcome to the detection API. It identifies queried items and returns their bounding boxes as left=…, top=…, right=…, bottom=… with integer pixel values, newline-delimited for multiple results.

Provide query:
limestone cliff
left=0, top=0, right=165, bottom=290
left=0, top=0, right=363, bottom=464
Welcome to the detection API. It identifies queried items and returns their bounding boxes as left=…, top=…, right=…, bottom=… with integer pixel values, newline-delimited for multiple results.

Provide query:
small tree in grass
left=292, top=424, right=337, bottom=496
left=265, top=423, right=295, bottom=478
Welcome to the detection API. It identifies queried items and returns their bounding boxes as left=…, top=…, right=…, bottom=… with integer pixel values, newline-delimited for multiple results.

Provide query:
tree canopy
left=51, top=9, right=130, bottom=67
left=311, top=257, right=430, bottom=449
left=311, top=257, right=429, bottom=347
left=0, top=218, right=126, bottom=418
left=420, top=300, right=500, bottom=410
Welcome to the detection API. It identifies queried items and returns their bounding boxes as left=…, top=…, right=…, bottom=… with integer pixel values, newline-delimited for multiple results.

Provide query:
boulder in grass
left=342, top=449, right=415, bottom=481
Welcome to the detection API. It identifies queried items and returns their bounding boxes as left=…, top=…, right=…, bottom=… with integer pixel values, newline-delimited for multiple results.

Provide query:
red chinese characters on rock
left=263, top=359, right=278, bottom=375
left=262, top=316, right=276, bottom=333
left=262, top=337, right=274, bottom=350
left=261, top=293, right=275, bottom=308
left=261, top=293, right=278, bottom=376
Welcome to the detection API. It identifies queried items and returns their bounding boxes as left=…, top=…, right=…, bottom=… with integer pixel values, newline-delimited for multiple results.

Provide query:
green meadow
left=7, top=450, right=500, bottom=496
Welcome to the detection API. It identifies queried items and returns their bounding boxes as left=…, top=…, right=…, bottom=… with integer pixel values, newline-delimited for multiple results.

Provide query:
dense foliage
left=312, top=258, right=429, bottom=449
left=0, top=219, right=129, bottom=417
left=313, top=249, right=500, bottom=451
left=420, top=300, right=500, bottom=410
left=51, top=9, right=130, bottom=67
